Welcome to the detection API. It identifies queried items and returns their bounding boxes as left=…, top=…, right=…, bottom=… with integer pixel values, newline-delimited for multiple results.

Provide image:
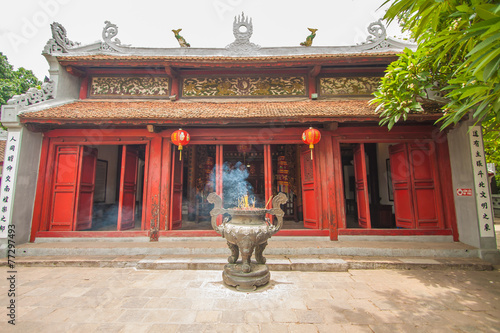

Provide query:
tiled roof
left=56, top=52, right=400, bottom=63
left=18, top=99, right=439, bottom=125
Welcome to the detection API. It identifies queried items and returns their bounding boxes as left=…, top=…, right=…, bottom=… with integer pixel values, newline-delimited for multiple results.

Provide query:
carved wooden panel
left=90, top=76, right=170, bottom=97
left=182, top=76, right=306, bottom=97
left=302, top=152, right=314, bottom=182
left=319, top=77, right=381, bottom=96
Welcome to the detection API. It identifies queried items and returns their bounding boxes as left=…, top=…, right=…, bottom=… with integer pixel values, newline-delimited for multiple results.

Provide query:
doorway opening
left=176, top=145, right=217, bottom=230
left=48, top=144, right=146, bottom=232
left=340, top=142, right=443, bottom=230
left=175, top=143, right=314, bottom=231
left=271, top=144, right=306, bottom=229
left=341, top=143, right=395, bottom=229
left=91, top=145, right=146, bottom=231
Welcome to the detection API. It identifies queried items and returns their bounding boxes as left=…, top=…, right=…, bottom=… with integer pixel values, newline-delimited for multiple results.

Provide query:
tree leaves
left=372, top=0, right=500, bottom=132
left=0, top=52, right=41, bottom=106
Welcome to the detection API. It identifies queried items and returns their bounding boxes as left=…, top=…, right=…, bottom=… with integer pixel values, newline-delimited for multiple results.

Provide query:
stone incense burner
left=207, top=192, right=288, bottom=291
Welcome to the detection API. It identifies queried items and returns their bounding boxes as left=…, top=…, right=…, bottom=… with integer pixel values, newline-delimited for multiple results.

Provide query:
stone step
left=3, top=255, right=493, bottom=271
left=17, top=237, right=479, bottom=259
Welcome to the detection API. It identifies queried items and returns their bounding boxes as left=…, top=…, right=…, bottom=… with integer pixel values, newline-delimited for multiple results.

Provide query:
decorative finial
left=300, top=28, right=318, bottom=47
left=226, top=12, right=260, bottom=54
left=172, top=29, right=190, bottom=47
left=43, top=22, right=80, bottom=54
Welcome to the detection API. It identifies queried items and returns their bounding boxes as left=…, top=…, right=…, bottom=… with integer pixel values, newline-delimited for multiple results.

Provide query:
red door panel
left=409, top=143, right=440, bottom=229
left=75, top=147, right=97, bottom=231
left=390, top=143, right=441, bottom=229
left=389, top=143, right=414, bottom=229
left=118, top=146, right=138, bottom=231
left=353, top=144, right=371, bottom=228
left=50, top=146, right=80, bottom=231
left=300, top=148, right=319, bottom=229
left=169, top=148, right=183, bottom=230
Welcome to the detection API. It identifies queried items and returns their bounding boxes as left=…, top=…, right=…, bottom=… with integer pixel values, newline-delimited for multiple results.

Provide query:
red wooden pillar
left=170, top=77, right=179, bottom=100
left=159, top=137, right=172, bottom=231
left=143, top=136, right=161, bottom=232
left=264, top=144, right=273, bottom=221
left=79, top=77, right=89, bottom=99
left=216, top=144, right=224, bottom=225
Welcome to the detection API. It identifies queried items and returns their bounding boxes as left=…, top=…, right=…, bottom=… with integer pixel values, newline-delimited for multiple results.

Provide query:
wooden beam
left=309, top=65, right=322, bottom=77
left=164, top=64, right=179, bottom=78
left=66, top=66, right=86, bottom=78
left=325, top=122, right=339, bottom=131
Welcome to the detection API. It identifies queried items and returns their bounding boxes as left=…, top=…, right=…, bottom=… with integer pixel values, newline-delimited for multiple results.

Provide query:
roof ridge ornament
left=100, top=21, right=128, bottom=52
left=300, top=28, right=318, bottom=47
left=7, top=80, right=55, bottom=107
left=43, top=22, right=80, bottom=54
left=225, top=12, right=261, bottom=55
left=172, top=29, right=191, bottom=47
left=360, top=19, right=391, bottom=50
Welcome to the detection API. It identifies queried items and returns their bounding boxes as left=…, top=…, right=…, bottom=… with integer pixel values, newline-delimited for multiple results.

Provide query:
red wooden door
left=408, top=143, right=441, bottom=229
left=389, top=143, right=415, bottom=229
left=169, top=147, right=183, bottom=230
left=74, top=147, right=97, bottom=231
left=300, top=148, right=319, bottom=229
left=49, top=146, right=80, bottom=231
left=118, top=146, right=139, bottom=231
left=353, top=144, right=371, bottom=228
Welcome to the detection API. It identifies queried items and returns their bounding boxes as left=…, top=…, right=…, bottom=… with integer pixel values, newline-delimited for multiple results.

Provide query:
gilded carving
left=182, top=76, right=305, bottom=97
left=90, top=77, right=169, bottom=97
left=320, top=77, right=381, bottom=96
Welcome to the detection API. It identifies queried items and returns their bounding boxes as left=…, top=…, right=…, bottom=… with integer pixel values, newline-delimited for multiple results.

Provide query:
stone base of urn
left=223, top=262, right=270, bottom=292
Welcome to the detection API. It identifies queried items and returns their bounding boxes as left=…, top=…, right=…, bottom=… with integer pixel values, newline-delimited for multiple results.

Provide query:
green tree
left=371, top=0, right=500, bottom=188
left=0, top=52, right=41, bottom=106
left=372, top=0, right=499, bottom=130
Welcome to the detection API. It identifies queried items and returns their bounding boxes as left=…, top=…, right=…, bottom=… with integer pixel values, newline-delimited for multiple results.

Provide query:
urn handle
left=207, top=192, right=226, bottom=235
left=266, top=192, right=288, bottom=234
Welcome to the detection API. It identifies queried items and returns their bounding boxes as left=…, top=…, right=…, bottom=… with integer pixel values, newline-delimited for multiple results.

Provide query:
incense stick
left=265, top=196, right=272, bottom=208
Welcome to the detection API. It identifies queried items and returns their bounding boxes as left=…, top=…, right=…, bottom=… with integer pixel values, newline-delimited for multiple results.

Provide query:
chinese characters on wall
left=0, top=131, right=20, bottom=238
left=469, top=126, right=495, bottom=237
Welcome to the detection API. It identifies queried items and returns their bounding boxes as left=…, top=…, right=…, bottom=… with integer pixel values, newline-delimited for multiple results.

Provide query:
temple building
left=1, top=14, right=498, bottom=263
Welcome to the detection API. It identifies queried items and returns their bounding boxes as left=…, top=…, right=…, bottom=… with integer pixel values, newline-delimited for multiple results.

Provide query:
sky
left=0, top=0, right=403, bottom=80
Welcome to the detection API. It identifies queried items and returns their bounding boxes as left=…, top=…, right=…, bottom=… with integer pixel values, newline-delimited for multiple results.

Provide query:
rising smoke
left=221, top=161, right=255, bottom=208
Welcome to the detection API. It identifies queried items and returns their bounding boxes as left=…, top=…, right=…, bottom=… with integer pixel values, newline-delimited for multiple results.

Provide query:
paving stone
left=243, top=310, right=272, bottom=323
left=146, top=323, right=179, bottom=333
left=5, top=267, right=500, bottom=332
left=220, top=310, right=245, bottom=323
left=288, top=323, right=321, bottom=333
left=195, top=310, right=221, bottom=323
left=259, top=323, right=289, bottom=333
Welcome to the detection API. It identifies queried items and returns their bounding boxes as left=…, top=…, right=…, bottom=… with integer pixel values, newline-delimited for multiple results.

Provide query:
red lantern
left=171, top=128, right=190, bottom=160
left=302, top=127, right=321, bottom=160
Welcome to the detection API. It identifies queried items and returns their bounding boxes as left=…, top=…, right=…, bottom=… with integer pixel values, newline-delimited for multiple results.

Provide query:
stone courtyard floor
left=1, top=266, right=499, bottom=332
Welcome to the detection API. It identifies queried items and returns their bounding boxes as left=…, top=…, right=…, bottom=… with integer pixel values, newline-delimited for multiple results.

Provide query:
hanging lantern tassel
left=171, top=128, right=190, bottom=161
left=302, top=127, right=321, bottom=160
